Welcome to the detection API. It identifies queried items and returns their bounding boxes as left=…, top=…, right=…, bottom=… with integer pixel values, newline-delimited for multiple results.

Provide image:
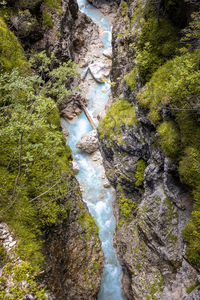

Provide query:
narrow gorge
left=0, top=0, right=200, bottom=300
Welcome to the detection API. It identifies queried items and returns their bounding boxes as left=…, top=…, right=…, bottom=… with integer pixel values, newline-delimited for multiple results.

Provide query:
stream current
left=62, top=1, right=123, bottom=299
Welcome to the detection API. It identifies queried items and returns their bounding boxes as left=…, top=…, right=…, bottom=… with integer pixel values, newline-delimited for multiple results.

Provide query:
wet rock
left=89, top=58, right=111, bottom=83
left=76, top=130, right=99, bottom=154
left=103, top=48, right=112, bottom=58
left=72, top=160, right=80, bottom=174
left=103, top=180, right=111, bottom=188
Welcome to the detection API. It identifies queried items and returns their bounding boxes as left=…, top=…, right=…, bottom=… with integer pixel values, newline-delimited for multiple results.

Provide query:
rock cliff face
left=7, top=0, right=98, bottom=61
left=98, top=0, right=200, bottom=299
left=43, top=177, right=103, bottom=300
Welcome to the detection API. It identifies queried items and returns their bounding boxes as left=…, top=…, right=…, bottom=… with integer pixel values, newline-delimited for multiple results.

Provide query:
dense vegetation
left=0, top=18, right=77, bottom=269
left=0, top=6, right=83, bottom=297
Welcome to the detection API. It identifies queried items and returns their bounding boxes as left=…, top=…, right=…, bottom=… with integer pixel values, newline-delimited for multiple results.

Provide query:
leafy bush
left=137, top=49, right=200, bottom=124
left=0, top=47, right=77, bottom=269
left=124, top=15, right=178, bottom=92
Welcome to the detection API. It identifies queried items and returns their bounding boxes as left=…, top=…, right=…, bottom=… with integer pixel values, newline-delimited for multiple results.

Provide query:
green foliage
left=0, top=47, right=78, bottom=269
left=121, top=0, right=128, bottom=17
left=29, top=50, right=76, bottom=104
left=42, top=9, right=53, bottom=28
left=0, top=261, right=46, bottom=299
left=125, top=15, right=178, bottom=90
left=137, top=49, right=200, bottom=124
left=157, top=121, right=180, bottom=159
left=0, top=17, right=30, bottom=73
left=135, top=159, right=146, bottom=187
left=98, top=99, right=138, bottom=145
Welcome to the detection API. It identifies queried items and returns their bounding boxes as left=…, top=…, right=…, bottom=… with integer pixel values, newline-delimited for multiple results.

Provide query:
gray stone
left=76, top=130, right=99, bottom=154
left=89, top=59, right=111, bottom=83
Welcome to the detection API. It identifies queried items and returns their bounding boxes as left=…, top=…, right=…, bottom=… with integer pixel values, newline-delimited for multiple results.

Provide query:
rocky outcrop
left=98, top=0, right=200, bottom=299
left=43, top=179, right=103, bottom=300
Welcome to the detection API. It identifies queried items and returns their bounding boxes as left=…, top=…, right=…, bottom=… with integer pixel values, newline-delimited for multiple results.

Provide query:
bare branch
left=38, top=190, right=73, bottom=209
left=29, top=175, right=64, bottom=203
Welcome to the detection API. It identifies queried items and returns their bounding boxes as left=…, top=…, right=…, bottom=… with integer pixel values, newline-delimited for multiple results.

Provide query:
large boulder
left=76, top=130, right=99, bottom=154
left=89, top=58, right=111, bottom=83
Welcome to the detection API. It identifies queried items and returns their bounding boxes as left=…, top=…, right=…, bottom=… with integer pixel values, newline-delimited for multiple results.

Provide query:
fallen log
left=79, top=99, right=96, bottom=130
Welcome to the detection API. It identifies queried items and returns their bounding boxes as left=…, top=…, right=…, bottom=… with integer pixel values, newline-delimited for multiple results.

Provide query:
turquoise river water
left=62, top=1, right=123, bottom=299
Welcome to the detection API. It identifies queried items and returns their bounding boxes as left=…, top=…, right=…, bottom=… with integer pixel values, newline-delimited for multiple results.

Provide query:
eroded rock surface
left=98, top=0, right=200, bottom=299
left=43, top=178, right=103, bottom=300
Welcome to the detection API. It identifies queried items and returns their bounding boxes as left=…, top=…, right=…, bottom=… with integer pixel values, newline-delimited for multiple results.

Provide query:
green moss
left=42, top=9, right=53, bottom=28
left=117, top=184, right=136, bottom=222
left=136, top=16, right=178, bottom=84
left=186, top=281, right=199, bottom=294
left=98, top=99, right=138, bottom=145
left=121, top=0, right=128, bottom=17
left=92, top=260, right=100, bottom=271
left=180, top=147, right=200, bottom=264
left=135, top=159, right=146, bottom=187
left=45, top=0, right=62, bottom=9
left=0, top=17, right=29, bottom=73
left=124, top=68, right=137, bottom=92
left=157, top=121, right=180, bottom=159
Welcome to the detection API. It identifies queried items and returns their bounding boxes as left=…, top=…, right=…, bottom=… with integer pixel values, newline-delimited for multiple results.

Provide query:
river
left=61, top=0, right=123, bottom=299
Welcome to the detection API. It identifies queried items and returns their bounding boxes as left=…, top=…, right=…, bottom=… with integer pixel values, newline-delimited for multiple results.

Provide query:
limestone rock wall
left=98, top=0, right=200, bottom=299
